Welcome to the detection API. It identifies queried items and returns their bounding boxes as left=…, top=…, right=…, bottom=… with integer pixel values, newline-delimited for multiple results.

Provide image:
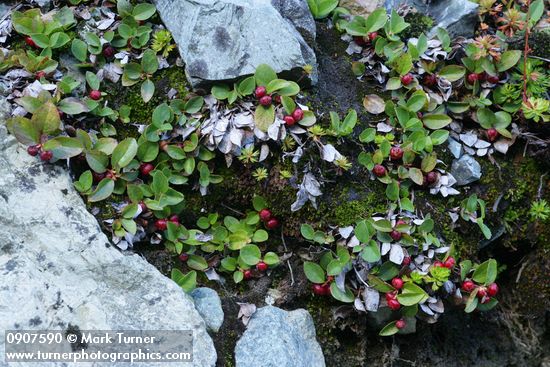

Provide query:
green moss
left=105, top=66, right=190, bottom=125
left=402, top=12, right=434, bottom=40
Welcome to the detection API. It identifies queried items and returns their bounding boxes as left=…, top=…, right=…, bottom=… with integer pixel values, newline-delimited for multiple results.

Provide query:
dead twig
left=280, top=227, right=294, bottom=286
left=221, top=203, right=245, bottom=216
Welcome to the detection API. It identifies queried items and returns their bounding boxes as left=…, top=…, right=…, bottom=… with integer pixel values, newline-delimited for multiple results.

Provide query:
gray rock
left=0, top=112, right=216, bottom=366
left=191, top=287, right=224, bottom=332
left=153, top=0, right=317, bottom=88
left=451, top=154, right=482, bottom=186
left=447, top=137, right=462, bottom=159
left=385, top=0, right=478, bottom=38
left=235, top=306, right=325, bottom=367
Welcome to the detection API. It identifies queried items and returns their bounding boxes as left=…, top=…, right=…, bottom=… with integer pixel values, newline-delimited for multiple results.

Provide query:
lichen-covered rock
left=235, top=306, right=325, bottom=367
left=451, top=154, right=482, bottom=186
left=191, top=287, right=224, bottom=332
left=0, top=120, right=216, bottom=366
left=271, top=0, right=316, bottom=42
left=339, top=0, right=385, bottom=17
left=152, top=0, right=317, bottom=87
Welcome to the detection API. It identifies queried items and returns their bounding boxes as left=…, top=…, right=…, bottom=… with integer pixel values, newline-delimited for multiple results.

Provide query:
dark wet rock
left=342, top=0, right=478, bottom=38
left=235, top=306, right=325, bottom=367
left=390, top=0, right=478, bottom=38
left=153, top=0, right=318, bottom=87
left=451, top=154, right=482, bottom=186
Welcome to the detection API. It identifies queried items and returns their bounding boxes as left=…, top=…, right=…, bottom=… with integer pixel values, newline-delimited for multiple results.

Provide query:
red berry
left=462, top=280, right=476, bottom=292
left=390, top=146, right=403, bottom=161
left=477, top=287, right=487, bottom=298
left=391, top=278, right=404, bottom=290
left=265, top=218, right=279, bottom=230
left=433, top=260, right=444, bottom=268
left=385, top=291, right=397, bottom=302
left=388, top=299, right=401, bottom=310
left=401, top=73, right=414, bottom=86
left=481, top=296, right=492, bottom=304
left=402, top=256, right=411, bottom=266
left=25, top=36, right=36, bottom=48
left=256, top=261, right=268, bottom=272
left=426, top=171, right=438, bottom=184
left=486, top=128, right=499, bottom=142
left=467, top=73, right=478, bottom=84
left=259, top=95, right=272, bottom=106
left=373, top=164, right=386, bottom=177
left=35, top=71, right=46, bottom=80
left=139, top=163, right=154, bottom=176
left=284, top=115, right=296, bottom=126
left=169, top=214, right=179, bottom=224
left=322, top=283, right=331, bottom=295
left=487, top=283, right=499, bottom=297
left=39, top=150, right=53, bottom=161
left=396, top=319, right=406, bottom=329
left=255, top=86, right=267, bottom=99
left=102, top=44, right=115, bottom=58
left=443, top=256, right=455, bottom=269
left=312, top=284, right=325, bottom=295
left=353, top=36, right=367, bottom=46
left=259, top=209, right=272, bottom=222
left=477, top=72, right=487, bottom=82
left=27, top=145, right=39, bottom=156
left=154, top=219, right=167, bottom=231
left=368, top=32, right=378, bottom=41
left=292, top=108, right=304, bottom=122
left=243, top=270, right=253, bottom=280
left=395, top=219, right=407, bottom=226
left=423, top=74, right=437, bottom=86
left=390, top=230, right=402, bottom=241
left=179, top=253, right=189, bottom=261
left=487, top=75, right=499, bottom=84
left=274, top=95, right=282, bottom=104
left=89, top=90, right=101, bottom=100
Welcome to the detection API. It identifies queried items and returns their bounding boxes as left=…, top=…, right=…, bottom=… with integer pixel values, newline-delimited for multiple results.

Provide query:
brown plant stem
left=522, top=0, right=532, bottom=103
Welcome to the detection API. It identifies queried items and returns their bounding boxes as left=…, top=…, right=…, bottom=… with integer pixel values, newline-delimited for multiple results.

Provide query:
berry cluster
left=254, top=86, right=304, bottom=127
left=466, top=72, right=500, bottom=85
left=372, top=145, right=439, bottom=186
left=154, top=214, right=180, bottom=231
left=26, top=144, right=53, bottom=161
left=462, top=279, right=499, bottom=304
left=258, top=208, right=279, bottom=230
